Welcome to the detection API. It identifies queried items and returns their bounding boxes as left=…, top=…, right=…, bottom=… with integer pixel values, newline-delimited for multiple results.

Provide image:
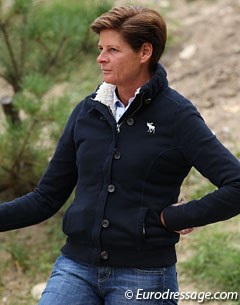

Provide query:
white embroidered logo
left=147, top=122, right=155, bottom=134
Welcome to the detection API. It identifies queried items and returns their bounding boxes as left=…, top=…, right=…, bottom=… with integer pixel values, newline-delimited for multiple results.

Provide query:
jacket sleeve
left=163, top=100, right=240, bottom=231
left=0, top=104, right=79, bottom=232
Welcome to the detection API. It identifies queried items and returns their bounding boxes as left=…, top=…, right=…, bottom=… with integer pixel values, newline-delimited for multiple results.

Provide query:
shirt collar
left=114, top=87, right=141, bottom=110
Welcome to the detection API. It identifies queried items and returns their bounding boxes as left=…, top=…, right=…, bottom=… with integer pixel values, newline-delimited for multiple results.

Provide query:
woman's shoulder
left=158, top=87, right=199, bottom=121
left=161, top=87, right=193, bottom=107
left=71, top=90, right=99, bottom=115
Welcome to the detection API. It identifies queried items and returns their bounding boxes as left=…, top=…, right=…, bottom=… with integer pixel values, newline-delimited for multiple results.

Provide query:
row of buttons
left=101, top=218, right=110, bottom=259
left=101, top=187, right=112, bottom=259
left=100, top=100, right=152, bottom=261
left=100, top=118, right=127, bottom=261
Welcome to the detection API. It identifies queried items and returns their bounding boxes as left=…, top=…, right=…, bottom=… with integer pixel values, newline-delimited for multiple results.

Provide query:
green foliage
left=21, top=73, right=52, bottom=97
left=0, top=199, right=70, bottom=273
left=5, top=234, right=30, bottom=272
left=181, top=225, right=240, bottom=294
left=0, top=95, right=72, bottom=196
left=0, top=0, right=111, bottom=86
left=0, top=0, right=112, bottom=198
left=235, top=150, right=240, bottom=160
left=181, top=167, right=217, bottom=200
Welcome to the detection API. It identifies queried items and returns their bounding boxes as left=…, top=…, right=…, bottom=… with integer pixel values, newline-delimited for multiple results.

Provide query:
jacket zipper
left=107, top=106, right=123, bottom=133
left=110, top=91, right=147, bottom=133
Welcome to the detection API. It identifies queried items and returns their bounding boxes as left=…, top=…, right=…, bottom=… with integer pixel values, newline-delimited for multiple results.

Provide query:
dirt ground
left=0, top=0, right=239, bottom=304
left=162, top=0, right=240, bottom=154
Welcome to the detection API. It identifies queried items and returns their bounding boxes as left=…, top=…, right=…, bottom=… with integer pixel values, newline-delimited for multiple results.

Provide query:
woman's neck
left=117, top=75, right=151, bottom=106
left=116, top=88, right=137, bottom=106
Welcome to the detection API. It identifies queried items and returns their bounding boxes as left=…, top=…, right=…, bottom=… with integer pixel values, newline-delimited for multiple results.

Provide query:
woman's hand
left=160, top=197, right=194, bottom=235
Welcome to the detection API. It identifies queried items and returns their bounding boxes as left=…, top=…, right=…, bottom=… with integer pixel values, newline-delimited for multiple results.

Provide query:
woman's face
left=97, top=29, right=149, bottom=88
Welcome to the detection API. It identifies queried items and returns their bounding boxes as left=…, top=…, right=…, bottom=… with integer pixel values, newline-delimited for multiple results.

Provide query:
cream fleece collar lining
left=93, top=82, right=141, bottom=117
left=93, top=82, right=117, bottom=116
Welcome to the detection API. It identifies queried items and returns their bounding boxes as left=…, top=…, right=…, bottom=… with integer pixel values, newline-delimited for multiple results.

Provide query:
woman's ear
left=140, top=42, right=153, bottom=63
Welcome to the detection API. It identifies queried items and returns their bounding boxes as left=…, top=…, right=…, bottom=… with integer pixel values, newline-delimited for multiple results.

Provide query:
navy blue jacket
left=0, top=64, right=240, bottom=267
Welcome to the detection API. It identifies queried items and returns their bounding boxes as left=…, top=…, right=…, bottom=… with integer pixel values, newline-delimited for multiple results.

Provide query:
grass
left=5, top=235, right=30, bottom=272
left=178, top=168, right=240, bottom=304
left=181, top=223, right=240, bottom=291
left=0, top=211, right=66, bottom=305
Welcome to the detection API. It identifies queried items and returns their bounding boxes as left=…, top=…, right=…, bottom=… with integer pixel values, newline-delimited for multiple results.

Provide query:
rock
left=31, top=282, right=47, bottom=300
left=179, top=44, right=198, bottom=60
left=158, top=0, right=170, bottom=8
left=0, top=96, right=12, bottom=105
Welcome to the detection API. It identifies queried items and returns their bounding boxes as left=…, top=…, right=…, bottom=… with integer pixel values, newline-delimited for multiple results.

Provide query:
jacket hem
left=61, top=238, right=177, bottom=268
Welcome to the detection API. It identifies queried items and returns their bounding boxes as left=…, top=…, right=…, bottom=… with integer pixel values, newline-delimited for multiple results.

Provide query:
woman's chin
left=102, top=76, right=116, bottom=85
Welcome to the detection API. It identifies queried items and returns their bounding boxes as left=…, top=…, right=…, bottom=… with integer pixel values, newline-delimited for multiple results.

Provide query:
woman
left=0, top=6, right=239, bottom=305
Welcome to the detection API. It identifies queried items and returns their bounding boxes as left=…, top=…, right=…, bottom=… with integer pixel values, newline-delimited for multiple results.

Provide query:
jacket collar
left=93, top=82, right=117, bottom=116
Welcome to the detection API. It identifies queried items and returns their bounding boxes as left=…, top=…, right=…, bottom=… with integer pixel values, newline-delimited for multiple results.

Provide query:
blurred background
left=0, top=0, right=239, bottom=304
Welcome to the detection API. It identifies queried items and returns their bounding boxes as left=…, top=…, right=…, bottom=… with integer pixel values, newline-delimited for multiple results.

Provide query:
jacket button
left=126, top=117, right=134, bottom=125
left=107, top=184, right=115, bottom=193
left=101, top=251, right=109, bottom=260
left=102, top=219, right=110, bottom=228
left=114, top=151, right=121, bottom=160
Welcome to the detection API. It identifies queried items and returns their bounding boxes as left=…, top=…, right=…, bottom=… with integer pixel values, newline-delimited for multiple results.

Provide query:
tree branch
left=2, top=103, right=20, bottom=124
left=44, top=36, right=67, bottom=74
left=20, top=14, right=28, bottom=74
left=0, top=165, right=12, bottom=174
left=0, top=23, right=20, bottom=81
left=35, top=36, right=51, bottom=54
left=11, top=119, right=38, bottom=172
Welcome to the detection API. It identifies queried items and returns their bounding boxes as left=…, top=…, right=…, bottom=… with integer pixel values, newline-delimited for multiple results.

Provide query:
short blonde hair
left=91, top=6, right=167, bottom=71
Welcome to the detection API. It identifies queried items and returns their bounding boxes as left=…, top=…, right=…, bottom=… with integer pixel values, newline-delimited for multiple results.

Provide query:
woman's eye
left=110, top=48, right=118, bottom=52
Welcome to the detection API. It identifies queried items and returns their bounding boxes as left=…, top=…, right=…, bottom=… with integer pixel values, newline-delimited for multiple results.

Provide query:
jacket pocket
left=137, top=207, right=177, bottom=248
left=136, top=207, right=149, bottom=242
left=62, top=203, right=94, bottom=242
left=136, top=207, right=160, bottom=247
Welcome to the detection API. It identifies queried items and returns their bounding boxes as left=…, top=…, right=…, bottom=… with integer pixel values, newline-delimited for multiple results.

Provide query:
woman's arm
left=162, top=101, right=240, bottom=231
left=0, top=105, right=80, bottom=231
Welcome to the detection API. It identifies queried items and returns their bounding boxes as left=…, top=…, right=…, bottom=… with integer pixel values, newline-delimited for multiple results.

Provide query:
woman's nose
left=97, top=51, right=108, bottom=64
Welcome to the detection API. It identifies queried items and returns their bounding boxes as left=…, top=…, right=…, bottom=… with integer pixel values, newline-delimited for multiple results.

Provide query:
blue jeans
left=38, top=255, right=178, bottom=305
